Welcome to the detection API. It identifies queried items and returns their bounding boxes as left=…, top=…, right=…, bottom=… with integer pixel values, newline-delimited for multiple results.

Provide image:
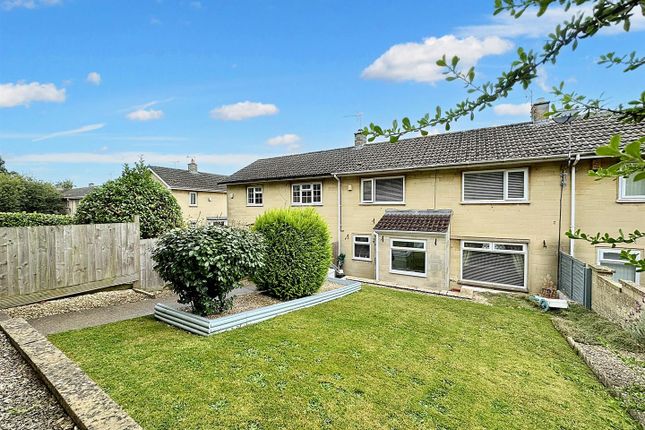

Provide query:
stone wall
left=590, top=264, right=645, bottom=332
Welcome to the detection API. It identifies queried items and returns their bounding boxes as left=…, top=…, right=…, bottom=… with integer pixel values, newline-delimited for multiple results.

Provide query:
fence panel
left=0, top=222, right=140, bottom=309
left=139, top=238, right=166, bottom=291
left=558, top=251, right=592, bottom=308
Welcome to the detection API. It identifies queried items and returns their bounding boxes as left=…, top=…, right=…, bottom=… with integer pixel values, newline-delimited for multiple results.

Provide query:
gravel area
left=4, top=289, right=176, bottom=320
left=0, top=332, right=76, bottom=430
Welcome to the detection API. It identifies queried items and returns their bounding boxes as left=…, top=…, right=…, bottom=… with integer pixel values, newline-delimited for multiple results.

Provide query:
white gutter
left=570, top=154, right=581, bottom=256
left=332, top=173, right=342, bottom=257
left=374, top=232, right=380, bottom=281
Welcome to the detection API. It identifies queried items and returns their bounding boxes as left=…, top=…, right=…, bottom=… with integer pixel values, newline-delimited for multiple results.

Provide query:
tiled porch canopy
left=373, top=210, right=451, bottom=234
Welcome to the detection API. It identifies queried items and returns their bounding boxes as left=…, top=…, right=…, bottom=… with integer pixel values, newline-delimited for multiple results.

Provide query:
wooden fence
left=0, top=221, right=166, bottom=309
left=140, top=238, right=166, bottom=291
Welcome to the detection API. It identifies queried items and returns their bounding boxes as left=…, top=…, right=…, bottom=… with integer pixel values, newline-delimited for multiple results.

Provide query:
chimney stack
left=531, top=98, right=550, bottom=123
left=188, top=158, right=198, bottom=173
left=354, top=130, right=367, bottom=146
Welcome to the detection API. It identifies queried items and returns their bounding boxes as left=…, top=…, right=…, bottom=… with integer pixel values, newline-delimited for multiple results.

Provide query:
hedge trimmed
left=253, top=208, right=332, bottom=300
left=0, top=212, right=74, bottom=227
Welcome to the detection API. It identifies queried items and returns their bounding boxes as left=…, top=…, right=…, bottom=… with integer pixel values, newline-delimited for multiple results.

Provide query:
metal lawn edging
left=154, top=277, right=361, bottom=336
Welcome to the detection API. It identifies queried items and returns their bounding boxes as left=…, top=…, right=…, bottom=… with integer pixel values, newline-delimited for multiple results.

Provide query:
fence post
left=132, top=215, right=142, bottom=290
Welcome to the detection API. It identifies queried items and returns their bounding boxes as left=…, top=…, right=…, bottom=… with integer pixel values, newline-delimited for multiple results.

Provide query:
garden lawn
left=50, top=286, right=638, bottom=430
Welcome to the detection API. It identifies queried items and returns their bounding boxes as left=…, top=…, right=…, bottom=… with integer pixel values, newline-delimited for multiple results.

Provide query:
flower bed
left=154, top=277, right=360, bottom=336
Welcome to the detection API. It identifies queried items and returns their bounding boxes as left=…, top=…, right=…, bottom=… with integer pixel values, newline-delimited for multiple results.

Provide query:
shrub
left=253, top=208, right=332, bottom=300
left=75, top=161, right=182, bottom=238
left=0, top=212, right=74, bottom=227
left=0, top=173, right=65, bottom=214
left=153, top=225, right=266, bottom=316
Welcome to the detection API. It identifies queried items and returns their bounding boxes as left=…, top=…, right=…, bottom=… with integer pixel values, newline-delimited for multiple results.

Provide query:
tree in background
left=75, top=160, right=183, bottom=238
left=0, top=172, right=65, bottom=214
left=55, top=179, right=75, bottom=191
left=0, top=156, right=7, bottom=174
left=363, top=0, right=644, bottom=273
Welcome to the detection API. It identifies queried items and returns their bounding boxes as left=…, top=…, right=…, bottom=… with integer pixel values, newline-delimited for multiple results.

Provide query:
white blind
left=507, top=171, right=525, bottom=199
left=624, top=174, right=645, bottom=197
left=462, top=250, right=525, bottom=287
left=375, top=178, right=404, bottom=202
left=463, top=172, right=504, bottom=201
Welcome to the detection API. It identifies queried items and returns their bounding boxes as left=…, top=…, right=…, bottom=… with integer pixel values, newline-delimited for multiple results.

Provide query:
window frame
left=188, top=191, right=198, bottom=207
left=360, top=176, right=406, bottom=205
left=597, top=248, right=641, bottom=283
left=291, top=182, right=323, bottom=206
left=618, top=174, right=645, bottom=202
left=352, top=234, right=372, bottom=261
left=460, top=240, right=528, bottom=289
left=389, top=238, right=427, bottom=278
left=246, top=186, right=263, bottom=207
left=461, top=168, right=529, bottom=204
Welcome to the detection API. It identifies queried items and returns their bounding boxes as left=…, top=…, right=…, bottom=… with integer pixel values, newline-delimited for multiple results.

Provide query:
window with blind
left=292, top=183, right=322, bottom=205
left=361, top=177, right=405, bottom=204
left=462, top=169, right=528, bottom=202
left=619, top=173, right=645, bottom=201
left=597, top=248, right=641, bottom=283
left=461, top=241, right=527, bottom=289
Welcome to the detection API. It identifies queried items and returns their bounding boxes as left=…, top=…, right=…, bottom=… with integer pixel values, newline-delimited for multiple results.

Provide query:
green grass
left=50, top=286, right=638, bottom=430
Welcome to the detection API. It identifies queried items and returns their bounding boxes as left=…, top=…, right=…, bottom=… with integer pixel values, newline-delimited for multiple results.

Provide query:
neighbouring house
left=149, top=160, right=228, bottom=225
left=222, top=102, right=644, bottom=294
left=61, top=185, right=95, bottom=215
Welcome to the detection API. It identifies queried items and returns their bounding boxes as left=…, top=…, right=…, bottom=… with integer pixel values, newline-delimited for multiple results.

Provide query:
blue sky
left=1, top=0, right=643, bottom=186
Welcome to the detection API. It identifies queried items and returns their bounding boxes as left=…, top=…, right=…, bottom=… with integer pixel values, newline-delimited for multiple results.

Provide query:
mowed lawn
left=50, top=286, right=637, bottom=430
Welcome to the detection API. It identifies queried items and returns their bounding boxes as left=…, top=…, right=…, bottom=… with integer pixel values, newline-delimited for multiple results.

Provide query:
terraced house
left=150, top=160, right=228, bottom=226
left=223, top=103, right=645, bottom=294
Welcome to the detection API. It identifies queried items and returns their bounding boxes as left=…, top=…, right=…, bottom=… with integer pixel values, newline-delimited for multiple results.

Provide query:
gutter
left=570, top=154, right=581, bottom=257
left=332, top=173, right=342, bottom=257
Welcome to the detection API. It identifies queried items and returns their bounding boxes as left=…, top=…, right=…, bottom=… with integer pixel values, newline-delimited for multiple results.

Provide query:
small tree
left=75, top=161, right=182, bottom=238
left=0, top=172, right=65, bottom=214
left=153, top=225, right=266, bottom=316
left=253, top=208, right=332, bottom=300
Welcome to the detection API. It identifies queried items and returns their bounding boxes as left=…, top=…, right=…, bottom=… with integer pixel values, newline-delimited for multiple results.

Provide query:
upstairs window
left=597, top=248, right=641, bottom=283
left=361, top=177, right=405, bottom=204
left=247, top=186, right=263, bottom=206
left=462, top=169, right=528, bottom=203
left=619, top=173, right=645, bottom=202
left=292, top=183, right=322, bottom=205
left=189, top=192, right=198, bottom=207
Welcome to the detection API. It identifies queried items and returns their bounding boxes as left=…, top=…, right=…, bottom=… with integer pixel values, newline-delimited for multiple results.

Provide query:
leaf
left=624, top=140, right=642, bottom=159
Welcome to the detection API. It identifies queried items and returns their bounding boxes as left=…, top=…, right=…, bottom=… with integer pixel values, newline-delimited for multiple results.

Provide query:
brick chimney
left=188, top=158, right=198, bottom=173
left=531, top=98, right=550, bottom=122
left=354, top=130, right=367, bottom=146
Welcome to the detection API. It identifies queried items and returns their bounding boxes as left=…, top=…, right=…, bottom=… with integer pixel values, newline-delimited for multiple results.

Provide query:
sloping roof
left=222, top=114, right=645, bottom=184
left=61, top=186, right=95, bottom=200
left=374, top=210, right=452, bottom=233
left=149, top=166, right=228, bottom=192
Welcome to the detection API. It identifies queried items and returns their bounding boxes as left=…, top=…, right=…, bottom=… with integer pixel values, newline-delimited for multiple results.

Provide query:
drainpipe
left=374, top=232, right=380, bottom=281
left=332, top=174, right=342, bottom=257
left=569, top=154, right=581, bottom=257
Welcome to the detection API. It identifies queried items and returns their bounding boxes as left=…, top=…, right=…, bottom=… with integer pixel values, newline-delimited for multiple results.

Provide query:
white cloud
left=0, top=82, right=66, bottom=107
left=86, top=72, right=101, bottom=85
left=2, top=0, right=60, bottom=10
left=32, top=123, right=105, bottom=142
left=266, top=133, right=301, bottom=151
left=126, top=109, right=164, bottom=121
left=458, top=6, right=645, bottom=38
left=535, top=65, right=549, bottom=91
left=493, top=102, right=531, bottom=116
left=362, top=35, right=513, bottom=83
left=210, top=101, right=279, bottom=121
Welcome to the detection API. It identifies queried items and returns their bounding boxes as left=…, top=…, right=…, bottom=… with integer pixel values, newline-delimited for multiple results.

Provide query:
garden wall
left=590, top=264, right=645, bottom=333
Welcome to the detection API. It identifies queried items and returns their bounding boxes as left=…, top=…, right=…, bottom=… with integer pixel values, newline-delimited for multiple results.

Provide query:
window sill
left=458, top=279, right=527, bottom=292
left=246, top=204, right=263, bottom=207
left=616, top=198, right=645, bottom=204
left=188, top=205, right=198, bottom=208
left=460, top=200, right=530, bottom=205
left=360, top=202, right=406, bottom=206
left=352, top=257, right=372, bottom=262
left=389, top=269, right=427, bottom=278
left=291, top=203, right=323, bottom=207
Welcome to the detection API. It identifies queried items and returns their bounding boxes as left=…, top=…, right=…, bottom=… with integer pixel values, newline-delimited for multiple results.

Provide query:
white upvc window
left=461, top=240, right=528, bottom=289
left=189, top=192, right=198, bottom=207
left=597, top=248, right=641, bottom=283
left=462, top=168, right=528, bottom=203
left=390, top=238, right=426, bottom=277
left=353, top=235, right=371, bottom=261
left=292, top=182, right=322, bottom=205
left=618, top=173, right=645, bottom=202
left=361, top=176, right=405, bottom=204
left=247, top=186, right=263, bottom=206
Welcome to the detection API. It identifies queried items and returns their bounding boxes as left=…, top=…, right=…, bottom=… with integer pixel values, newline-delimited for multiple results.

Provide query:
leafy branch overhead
left=567, top=228, right=645, bottom=272
left=362, top=0, right=644, bottom=143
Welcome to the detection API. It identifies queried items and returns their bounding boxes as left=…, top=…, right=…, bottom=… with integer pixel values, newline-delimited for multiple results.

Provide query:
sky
left=1, top=0, right=643, bottom=186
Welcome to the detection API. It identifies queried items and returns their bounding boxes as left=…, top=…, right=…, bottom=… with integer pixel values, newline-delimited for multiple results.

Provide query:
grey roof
left=222, top=114, right=645, bottom=184
left=374, top=210, right=452, bottom=233
left=61, top=186, right=95, bottom=200
left=149, top=166, right=228, bottom=192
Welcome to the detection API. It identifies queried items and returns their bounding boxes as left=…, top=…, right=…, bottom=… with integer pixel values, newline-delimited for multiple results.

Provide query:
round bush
left=75, top=161, right=182, bottom=238
left=253, top=208, right=332, bottom=300
left=153, top=225, right=266, bottom=316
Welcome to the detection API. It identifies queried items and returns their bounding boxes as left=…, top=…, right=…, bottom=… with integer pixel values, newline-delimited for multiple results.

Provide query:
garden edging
left=155, top=277, right=361, bottom=336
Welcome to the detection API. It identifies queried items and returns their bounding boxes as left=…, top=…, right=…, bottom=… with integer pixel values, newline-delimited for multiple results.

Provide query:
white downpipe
left=570, top=154, right=581, bottom=256
left=333, top=174, right=342, bottom=257
left=374, top=232, right=380, bottom=281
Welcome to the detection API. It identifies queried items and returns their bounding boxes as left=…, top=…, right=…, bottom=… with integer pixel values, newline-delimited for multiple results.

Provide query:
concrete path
left=29, top=286, right=257, bottom=335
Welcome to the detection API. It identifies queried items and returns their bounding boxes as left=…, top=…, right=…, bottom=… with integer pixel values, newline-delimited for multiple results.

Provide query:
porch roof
left=373, top=210, right=451, bottom=234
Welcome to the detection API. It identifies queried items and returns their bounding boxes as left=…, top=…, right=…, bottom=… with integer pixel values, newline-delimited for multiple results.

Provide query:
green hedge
left=253, top=208, right=332, bottom=300
left=0, top=212, right=74, bottom=227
